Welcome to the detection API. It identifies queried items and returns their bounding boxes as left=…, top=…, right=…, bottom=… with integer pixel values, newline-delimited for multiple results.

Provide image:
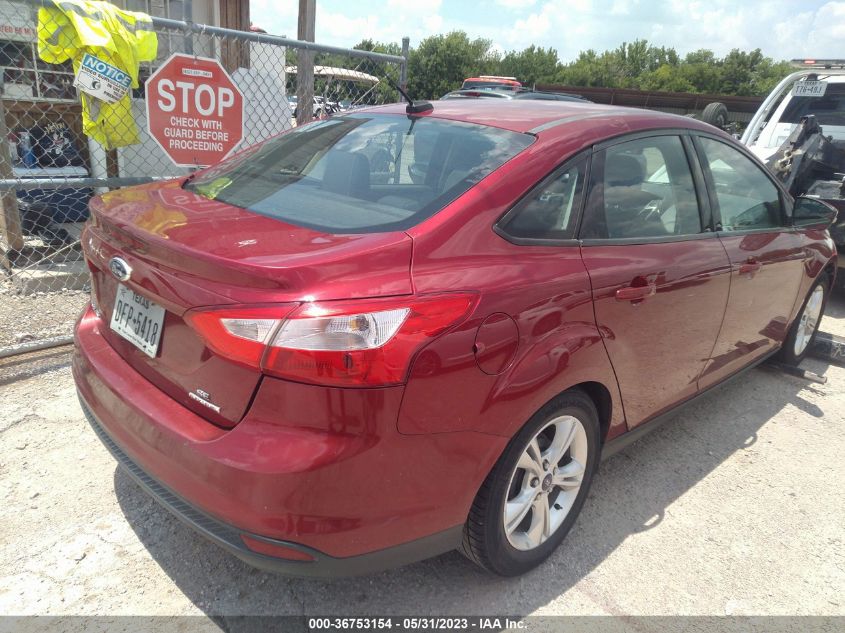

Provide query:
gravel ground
left=0, top=294, right=844, bottom=621
left=0, top=287, right=88, bottom=348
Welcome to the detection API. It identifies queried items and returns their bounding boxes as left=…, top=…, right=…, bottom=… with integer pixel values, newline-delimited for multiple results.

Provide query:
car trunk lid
left=83, top=180, right=413, bottom=427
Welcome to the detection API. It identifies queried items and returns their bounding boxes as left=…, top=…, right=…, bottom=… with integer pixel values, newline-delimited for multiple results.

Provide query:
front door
left=692, top=136, right=805, bottom=389
left=579, top=134, right=732, bottom=428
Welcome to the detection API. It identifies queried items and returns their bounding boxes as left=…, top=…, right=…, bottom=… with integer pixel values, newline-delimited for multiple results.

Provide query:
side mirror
left=793, top=196, right=839, bottom=229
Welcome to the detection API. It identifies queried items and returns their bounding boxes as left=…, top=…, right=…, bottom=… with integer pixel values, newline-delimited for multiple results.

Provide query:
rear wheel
left=779, top=276, right=829, bottom=365
left=461, top=389, right=600, bottom=576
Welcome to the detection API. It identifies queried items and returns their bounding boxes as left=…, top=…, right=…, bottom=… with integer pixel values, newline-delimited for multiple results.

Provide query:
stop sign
left=145, top=53, right=244, bottom=168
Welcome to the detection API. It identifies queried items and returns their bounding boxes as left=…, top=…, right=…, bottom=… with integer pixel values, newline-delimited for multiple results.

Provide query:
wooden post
left=0, top=98, right=23, bottom=263
left=400, top=37, right=409, bottom=92
left=295, top=0, right=316, bottom=126
left=219, top=0, right=251, bottom=73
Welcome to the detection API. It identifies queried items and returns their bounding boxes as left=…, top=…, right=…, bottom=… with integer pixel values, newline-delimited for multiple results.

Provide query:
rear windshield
left=185, top=114, right=533, bottom=233
left=781, top=81, right=845, bottom=126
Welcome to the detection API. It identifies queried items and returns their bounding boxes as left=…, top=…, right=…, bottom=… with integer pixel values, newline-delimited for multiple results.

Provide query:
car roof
left=359, top=99, right=721, bottom=137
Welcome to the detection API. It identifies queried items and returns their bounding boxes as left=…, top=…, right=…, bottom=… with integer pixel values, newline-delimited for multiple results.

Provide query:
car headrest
left=605, top=153, right=646, bottom=187
left=322, top=151, right=370, bottom=199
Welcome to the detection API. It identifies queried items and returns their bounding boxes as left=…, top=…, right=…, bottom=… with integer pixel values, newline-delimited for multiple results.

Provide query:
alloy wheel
left=503, top=415, right=588, bottom=551
left=794, top=285, right=825, bottom=357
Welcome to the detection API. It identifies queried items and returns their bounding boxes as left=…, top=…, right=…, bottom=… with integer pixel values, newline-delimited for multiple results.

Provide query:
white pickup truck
left=730, top=59, right=845, bottom=279
left=742, top=59, right=845, bottom=161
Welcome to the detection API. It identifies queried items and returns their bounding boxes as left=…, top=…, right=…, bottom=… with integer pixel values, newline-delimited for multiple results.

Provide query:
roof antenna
left=386, top=77, right=433, bottom=114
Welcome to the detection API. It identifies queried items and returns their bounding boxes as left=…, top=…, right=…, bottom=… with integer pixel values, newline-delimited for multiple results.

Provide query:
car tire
left=779, top=275, right=830, bottom=365
left=461, top=389, right=600, bottom=576
left=701, top=102, right=729, bottom=130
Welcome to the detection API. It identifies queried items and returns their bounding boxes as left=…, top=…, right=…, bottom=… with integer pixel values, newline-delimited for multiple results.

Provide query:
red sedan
left=74, top=99, right=837, bottom=577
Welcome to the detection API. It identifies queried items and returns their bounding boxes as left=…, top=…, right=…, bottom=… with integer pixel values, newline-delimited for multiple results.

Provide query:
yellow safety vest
left=37, top=0, right=158, bottom=149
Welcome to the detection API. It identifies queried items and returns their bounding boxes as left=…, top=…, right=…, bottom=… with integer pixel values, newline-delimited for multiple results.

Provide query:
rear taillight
left=185, top=305, right=297, bottom=368
left=185, top=294, right=477, bottom=387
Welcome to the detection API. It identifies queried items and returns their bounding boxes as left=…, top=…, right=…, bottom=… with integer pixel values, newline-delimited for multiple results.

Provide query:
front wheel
left=461, top=389, right=600, bottom=576
left=779, top=276, right=829, bottom=365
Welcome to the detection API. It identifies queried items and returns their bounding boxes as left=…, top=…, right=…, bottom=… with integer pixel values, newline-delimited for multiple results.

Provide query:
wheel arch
left=823, top=258, right=837, bottom=285
left=574, top=381, right=613, bottom=443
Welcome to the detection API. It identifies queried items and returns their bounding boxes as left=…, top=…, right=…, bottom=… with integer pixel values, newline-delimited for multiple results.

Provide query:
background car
left=75, top=99, right=837, bottom=578
left=460, top=75, right=523, bottom=91
left=292, top=95, right=340, bottom=119
left=441, top=87, right=589, bottom=102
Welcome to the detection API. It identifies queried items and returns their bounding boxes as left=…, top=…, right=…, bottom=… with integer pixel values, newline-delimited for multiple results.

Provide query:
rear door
left=579, top=133, right=732, bottom=428
left=693, top=135, right=805, bottom=388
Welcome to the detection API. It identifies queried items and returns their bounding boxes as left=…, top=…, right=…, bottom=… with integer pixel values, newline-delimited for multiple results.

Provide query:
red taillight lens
left=264, top=294, right=476, bottom=386
left=185, top=294, right=477, bottom=387
left=184, top=305, right=296, bottom=369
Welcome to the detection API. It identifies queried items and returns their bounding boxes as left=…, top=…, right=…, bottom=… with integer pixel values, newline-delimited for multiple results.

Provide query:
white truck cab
left=743, top=59, right=845, bottom=162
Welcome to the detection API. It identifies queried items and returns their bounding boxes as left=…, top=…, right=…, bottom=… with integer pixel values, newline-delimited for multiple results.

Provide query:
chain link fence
left=0, top=0, right=407, bottom=356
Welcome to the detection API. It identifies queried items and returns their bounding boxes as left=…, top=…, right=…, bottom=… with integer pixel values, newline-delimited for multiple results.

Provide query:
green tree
left=720, top=48, right=766, bottom=95
left=497, top=45, right=560, bottom=88
left=554, top=41, right=788, bottom=96
left=718, top=48, right=791, bottom=96
left=407, top=31, right=500, bottom=99
left=637, top=64, right=695, bottom=92
left=679, top=50, right=723, bottom=93
left=556, top=49, right=621, bottom=87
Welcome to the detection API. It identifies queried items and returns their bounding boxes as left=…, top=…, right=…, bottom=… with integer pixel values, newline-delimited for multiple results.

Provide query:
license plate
left=109, top=285, right=165, bottom=358
left=792, top=80, right=827, bottom=97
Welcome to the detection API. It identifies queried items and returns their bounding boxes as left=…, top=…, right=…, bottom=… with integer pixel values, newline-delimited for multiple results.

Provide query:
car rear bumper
left=73, top=306, right=502, bottom=575
left=78, top=396, right=461, bottom=577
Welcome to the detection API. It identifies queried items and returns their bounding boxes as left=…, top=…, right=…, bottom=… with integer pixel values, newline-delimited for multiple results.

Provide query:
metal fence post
left=0, top=98, right=23, bottom=261
left=400, top=37, right=409, bottom=92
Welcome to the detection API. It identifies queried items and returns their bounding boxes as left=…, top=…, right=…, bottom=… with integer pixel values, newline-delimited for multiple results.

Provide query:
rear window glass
left=781, top=82, right=845, bottom=126
left=185, top=114, right=533, bottom=233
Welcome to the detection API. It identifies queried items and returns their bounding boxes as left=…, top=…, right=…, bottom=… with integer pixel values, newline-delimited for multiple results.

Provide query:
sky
left=249, top=0, right=845, bottom=62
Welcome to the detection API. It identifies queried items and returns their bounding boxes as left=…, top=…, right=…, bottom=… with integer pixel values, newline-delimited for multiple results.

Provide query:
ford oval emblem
left=108, top=257, right=132, bottom=282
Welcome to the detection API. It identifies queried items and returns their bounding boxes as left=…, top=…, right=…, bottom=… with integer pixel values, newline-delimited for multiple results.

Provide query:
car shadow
left=113, top=359, right=830, bottom=618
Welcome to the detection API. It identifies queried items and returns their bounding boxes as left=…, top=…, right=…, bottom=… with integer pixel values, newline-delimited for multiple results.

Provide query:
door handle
left=615, top=284, right=657, bottom=302
left=739, top=258, right=762, bottom=276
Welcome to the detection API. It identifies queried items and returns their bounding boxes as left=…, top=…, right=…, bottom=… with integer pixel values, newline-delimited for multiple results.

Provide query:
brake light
left=185, top=294, right=477, bottom=387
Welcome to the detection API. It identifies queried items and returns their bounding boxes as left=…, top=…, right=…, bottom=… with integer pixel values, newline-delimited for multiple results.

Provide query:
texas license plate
left=110, top=285, right=165, bottom=358
left=792, top=80, right=827, bottom=97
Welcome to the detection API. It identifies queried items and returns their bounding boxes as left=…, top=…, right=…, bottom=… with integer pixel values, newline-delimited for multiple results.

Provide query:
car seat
left=322, top=151, right=371, bottom=199
left=603, top=153, right=666, bottom=238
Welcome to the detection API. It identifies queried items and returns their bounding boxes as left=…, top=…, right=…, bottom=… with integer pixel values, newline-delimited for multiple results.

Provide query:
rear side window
left=697, top=137, right=783, bottom=231
left=185, top=115, right=533, bottom=234
left=581, top=136, right=703, bottom=239
left=781, top=82, right=845, bottom=126
left=498, top=158, right=586, bottom=240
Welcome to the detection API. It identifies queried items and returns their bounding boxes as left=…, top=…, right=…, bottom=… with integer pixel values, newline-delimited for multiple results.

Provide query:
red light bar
left=791, top=58, right=845, bottom=69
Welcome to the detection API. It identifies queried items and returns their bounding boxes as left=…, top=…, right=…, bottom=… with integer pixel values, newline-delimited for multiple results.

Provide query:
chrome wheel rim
left=503, top=415, right=588, bottom=551
left=794, top=285, right=825, bottom=357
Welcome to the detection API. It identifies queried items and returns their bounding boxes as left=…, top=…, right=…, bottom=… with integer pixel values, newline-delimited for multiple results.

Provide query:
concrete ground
left=1, top=295, right=844, bottom=619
